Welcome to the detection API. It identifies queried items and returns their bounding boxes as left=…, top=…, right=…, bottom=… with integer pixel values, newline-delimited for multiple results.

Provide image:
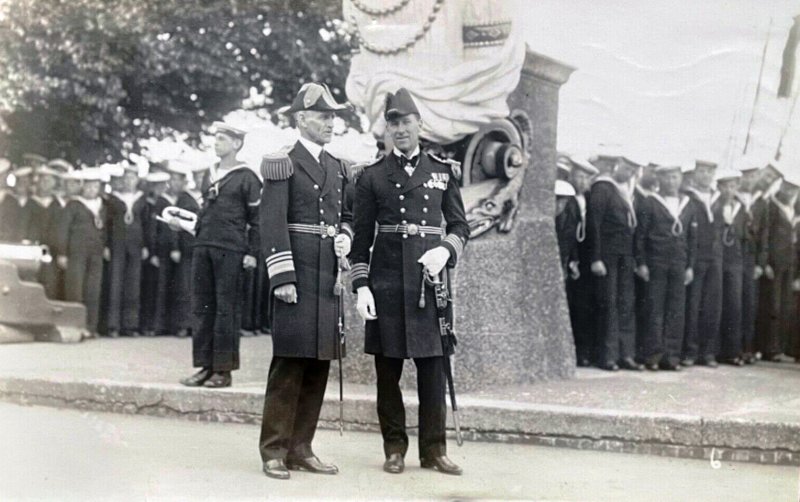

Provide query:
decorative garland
left=350, top=0, right=445, bottom=55
left=350, top=0, right=412, bottom=17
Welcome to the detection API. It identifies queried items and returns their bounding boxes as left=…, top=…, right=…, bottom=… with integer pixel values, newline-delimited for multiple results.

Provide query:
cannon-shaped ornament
left=0, top=241, right=87, bottom=343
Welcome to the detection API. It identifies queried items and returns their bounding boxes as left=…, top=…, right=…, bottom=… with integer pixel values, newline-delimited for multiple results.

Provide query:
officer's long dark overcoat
left=260, top=142, right=352, bottom=360
left=350, top=152, right=470, bottom=359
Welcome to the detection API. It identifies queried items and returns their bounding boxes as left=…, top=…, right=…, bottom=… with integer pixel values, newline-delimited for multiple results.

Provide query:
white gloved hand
left=170, top=250, right=181, bottom=264
left=334, top=233, right=351, bottom=258
left=356, top=286, right=378, bottom=320
left=417, top=246, right=451, bottom=276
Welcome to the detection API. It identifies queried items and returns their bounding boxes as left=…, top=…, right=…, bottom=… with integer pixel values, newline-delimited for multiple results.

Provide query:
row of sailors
left=0, top=155, right=268, bottom=338
left=554, top=154, right=798, bottom=371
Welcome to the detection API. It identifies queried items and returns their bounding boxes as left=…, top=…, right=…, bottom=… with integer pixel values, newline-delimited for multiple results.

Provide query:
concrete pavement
left=1, top=337, right=800, bottom=465
left=0, top=402, right=796, bottom=501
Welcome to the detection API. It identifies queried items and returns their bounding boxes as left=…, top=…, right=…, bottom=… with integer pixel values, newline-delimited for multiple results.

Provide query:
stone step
left=1, top=376, right=797, bottom=466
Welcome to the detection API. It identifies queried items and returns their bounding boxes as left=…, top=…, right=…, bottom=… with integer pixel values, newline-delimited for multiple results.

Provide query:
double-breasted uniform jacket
left=350, top=152, right=470, bottom=359
left=685, top=188, right=723, bottom=263
left=586, top=176, right=637, bottom=261
left=634, top=191, right=697, bottom=269
left=260, top=142, right=353, bottom=361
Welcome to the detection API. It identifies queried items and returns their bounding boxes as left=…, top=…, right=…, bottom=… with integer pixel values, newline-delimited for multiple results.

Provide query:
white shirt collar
left=393, top=146, right=421, bottom=161
left=298, top=137, right=324, bottom=161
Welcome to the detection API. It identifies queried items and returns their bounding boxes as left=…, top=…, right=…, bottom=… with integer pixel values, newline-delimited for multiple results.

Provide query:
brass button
left=421, top=220, right=427, bottom=225
left=402, top=234, right=408, bottom=239
left=395, top=183, right=401, bottom=188
left=320, top=209, right=324, bottom=214
left=420, top=232, right=426, bottom=237
left=314, top=184, right=320, bottom=190
left=400, top=208, right=406, bottom=214
left=399, top=195, right=405, bottom=200
left=401, top=220, right=407, bottom=224
left=422, top=208, right=428, bottom=213
left=424, top=194, right=429, bottom=200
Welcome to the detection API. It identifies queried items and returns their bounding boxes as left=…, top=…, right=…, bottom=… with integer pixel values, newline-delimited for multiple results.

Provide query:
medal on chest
left=424, top=172, right=449, bottom=191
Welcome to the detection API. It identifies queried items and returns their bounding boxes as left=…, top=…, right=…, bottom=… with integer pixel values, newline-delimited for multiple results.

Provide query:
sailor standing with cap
left=586, top=156, right=643, bottom=371
left=141, top=170, right=170, bottom=337
left=177, top=122, right=261, bottom=388
left=28, top=161, right=66, bottom=299
left=736, top=161, right=768, bottom=364
left=2, top=165, right=35, bottom=242
left=56, top=168, right=110, bottom=336
left=351, top=88, right=470, bottom=476
left=257, top=83, right=352, bottom=480
left=555, top=179, right=580, bottom=277
left=682, top=160, right=724, bottom=367
left=106, top=162, right=148, bottom=337
left=714, top=168, right=748, bottom=365
left=760, top=163, right=800, bottom=362
left=634, top=165, right=697, bottom=371
left=566, top=157, right=599, bottom=367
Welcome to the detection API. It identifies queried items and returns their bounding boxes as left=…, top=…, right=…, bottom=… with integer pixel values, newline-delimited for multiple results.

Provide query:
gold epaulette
left=260, top=151, right=293, bottom=180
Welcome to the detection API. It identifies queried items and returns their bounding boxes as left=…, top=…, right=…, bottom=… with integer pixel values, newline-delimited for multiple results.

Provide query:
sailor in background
left=760, top=164, right=799, bottom=362
left=736, top=162, right=768, bottom=364
left=173, top=163, right=208, bottom=340
left=633, top=162, right=659, bottom=362
left=682, top=160, right=723, bottom=367
left=586, top=156, right=643, bottom=371
left=140, top=170, right=170, bottom=337
left=634, top=164, right=696, bottom=371
left=56, top=168, right=110, bottom=337
left=1, top=165, right=34, bottom=242
left=106, top=162, right=148, bottom=337
left=555, top=179, right=579, bottom=278
left=566, top=157, right=599, bottom=367
left=28, top=161, right=66, bottom=299
left=754, top=163, right=784, bottom=358
left=152, top=161, right=190, bottom=337
left=714, top=169, right=748, bottom=366
left=351, top=88, right=469, bottom=476
left=258, top=83, right=352, bottom=480
left=179, top=122, right=260, bottom=389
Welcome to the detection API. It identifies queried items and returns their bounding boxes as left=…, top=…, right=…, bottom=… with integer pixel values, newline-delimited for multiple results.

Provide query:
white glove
left=334, top=233, right=351, bottom=258
left=356, top=286, right=378, bottom=320
left=56, top=256, right=68, bottom=270
left=170, top=250, right=181, bottom=264
left=150, top=256, right=160, bottom=268
left=417, top=246, right=451, bottom=276
left=242, top=255, right=257, bottom=269
left=141, top=247, right=150, bottom=260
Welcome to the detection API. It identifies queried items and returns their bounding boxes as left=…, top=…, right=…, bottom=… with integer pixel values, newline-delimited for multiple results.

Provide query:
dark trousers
left=64, top=250, right=103, bottom=333
left=764, top=268, right=796, bottom=358
left=154, top=257, right=179, bottom=335
left=107, top=245, right=142, bottom=332
left=741, top=253, right=758, bottom=356
left=634, top=275, right=648, bottom=361
left=595, top=254, right=636, bottom=364
left=683, top=259, right=723, bottom=360
left=720, top=266, right=744, bottom=359
left=643, top=260, right=685, bottom=366
left=567, top=272, right=595, bottom=363
left=375, top=355, right=446, bottom=460
left=140, top=260, right=159, bottom=332
left=259, top=356, right=330, bottom=462
left=191, top=246, right=243, bottom=371
left=174, top=249, right=194, bottom=333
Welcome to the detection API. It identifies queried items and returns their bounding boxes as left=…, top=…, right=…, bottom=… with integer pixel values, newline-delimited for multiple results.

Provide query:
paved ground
left=1, top=337, right=799, bottom=423
left=0, top=402, right=795, bottom=502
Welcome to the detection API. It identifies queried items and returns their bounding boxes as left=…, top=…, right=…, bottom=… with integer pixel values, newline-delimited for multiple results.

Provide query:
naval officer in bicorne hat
left=258, top=83, right=353, bottom=480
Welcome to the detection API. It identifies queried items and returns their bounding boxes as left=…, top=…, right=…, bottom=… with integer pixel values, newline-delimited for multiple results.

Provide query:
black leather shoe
left=180, top=368, right=211, bottom=387
left=723, top=357, right=744, bottom=367
left=383, top=453, right=404, bottom=474
left=680, top=358, right=695, bottom=367
left=659, top=362, right=682, bottom=371
left=645, top=363, right=659, bottom=371
left=263, top=459, right=290, bottom=480
left=286, top=455, right=338, bottom=475
left=601, top=362, right=619, bottom=371
left=204, top=372, right=232, bottom=388
left=421, top=455, right=462, bottom=476
left=620, top=358, right=645, bottom=371
left=577, top=358, right=591, bottom=368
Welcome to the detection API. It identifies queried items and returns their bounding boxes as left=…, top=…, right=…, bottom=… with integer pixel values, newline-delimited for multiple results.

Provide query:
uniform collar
left=298, top=136, right=324, bottom=161
left=393, top=146, right=420, bottom=164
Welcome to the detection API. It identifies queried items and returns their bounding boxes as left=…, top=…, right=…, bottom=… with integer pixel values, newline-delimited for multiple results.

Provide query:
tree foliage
left=0, top=0, right=354, bottom=164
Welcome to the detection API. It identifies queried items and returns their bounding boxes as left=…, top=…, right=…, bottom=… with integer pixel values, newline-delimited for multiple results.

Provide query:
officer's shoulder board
left=428, top=153, right=462, bottom=179
left=260, top=149, right=294, bottom=180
